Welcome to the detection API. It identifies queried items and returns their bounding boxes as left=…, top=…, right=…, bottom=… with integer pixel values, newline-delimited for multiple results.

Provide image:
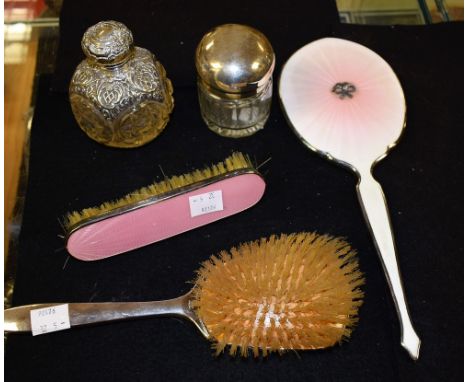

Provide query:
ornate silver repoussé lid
left=70, top=21, right=174, bottom=148
left=195, top=24, right=275, bottom=138
left=81, top=20, right=134, bottom=65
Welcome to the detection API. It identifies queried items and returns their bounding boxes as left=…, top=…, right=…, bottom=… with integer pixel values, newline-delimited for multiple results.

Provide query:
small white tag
left=189, top=190, right=224, bottom=217
left=30, top=304, right=71, bottom=336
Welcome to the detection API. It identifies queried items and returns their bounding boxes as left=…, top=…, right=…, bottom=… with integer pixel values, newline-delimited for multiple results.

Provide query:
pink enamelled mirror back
left=279, top=38, right=420, bottom=359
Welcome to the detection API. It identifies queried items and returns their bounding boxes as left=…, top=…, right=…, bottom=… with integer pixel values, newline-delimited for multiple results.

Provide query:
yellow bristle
left=193, top=233, right=364, bottom=357
left=64, top=152, right=252, bottom=230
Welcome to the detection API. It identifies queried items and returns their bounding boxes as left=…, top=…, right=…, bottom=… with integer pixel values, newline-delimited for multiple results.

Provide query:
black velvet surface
left=5, top=0, right=463, bottom=380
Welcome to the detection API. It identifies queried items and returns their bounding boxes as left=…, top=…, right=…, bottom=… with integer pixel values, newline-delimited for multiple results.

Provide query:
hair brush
left=64, top=152, right=265, bottom=261
left=5, top=233, right=364, bottom=357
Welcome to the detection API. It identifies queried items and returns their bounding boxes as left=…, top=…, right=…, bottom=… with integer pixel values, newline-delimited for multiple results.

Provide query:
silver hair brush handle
left=4, top=291, right=209, bottom=339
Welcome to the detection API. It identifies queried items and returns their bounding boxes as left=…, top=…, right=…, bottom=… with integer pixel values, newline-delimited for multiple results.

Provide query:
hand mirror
left=279, top=37, right=420, bottom=360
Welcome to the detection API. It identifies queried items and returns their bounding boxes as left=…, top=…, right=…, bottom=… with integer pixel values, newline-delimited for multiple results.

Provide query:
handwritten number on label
left=30, top=304, right=71, bottom=336
left=189, top=190, right=224, bottom=217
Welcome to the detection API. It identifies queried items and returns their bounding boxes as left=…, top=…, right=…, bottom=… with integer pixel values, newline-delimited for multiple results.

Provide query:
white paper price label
left=189, top=190, right=224, bottom=217
left=30, top=304, right=71, bottom=336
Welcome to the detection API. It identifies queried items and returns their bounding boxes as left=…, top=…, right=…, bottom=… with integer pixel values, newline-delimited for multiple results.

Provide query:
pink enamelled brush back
left=65, top=153, right=265, bottom=261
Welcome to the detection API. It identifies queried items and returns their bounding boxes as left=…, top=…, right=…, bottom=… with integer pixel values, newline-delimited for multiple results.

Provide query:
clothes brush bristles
left=193, top=232, right=364, bottom=357
left=64, top=152, right=252, bottom=230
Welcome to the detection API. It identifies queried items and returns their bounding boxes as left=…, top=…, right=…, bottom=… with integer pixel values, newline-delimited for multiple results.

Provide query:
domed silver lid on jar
left=196, top=24, right=275, bottom=97
left=81, top=20, right=134, bottom=65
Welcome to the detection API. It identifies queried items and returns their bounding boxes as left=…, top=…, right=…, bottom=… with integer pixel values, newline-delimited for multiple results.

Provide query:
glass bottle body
left=197, top=77, right=273, bottom=138
left=69, top=47, right=174, bottom=148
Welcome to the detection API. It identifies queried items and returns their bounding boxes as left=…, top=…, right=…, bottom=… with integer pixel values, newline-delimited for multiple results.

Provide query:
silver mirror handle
left=357, top=169, right=421, bottom=360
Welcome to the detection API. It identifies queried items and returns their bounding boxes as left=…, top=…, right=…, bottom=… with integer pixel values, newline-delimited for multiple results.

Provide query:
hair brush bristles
left=193, top=232, right=364, bottom=357
left=64, top=152, right=252, bottom=230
